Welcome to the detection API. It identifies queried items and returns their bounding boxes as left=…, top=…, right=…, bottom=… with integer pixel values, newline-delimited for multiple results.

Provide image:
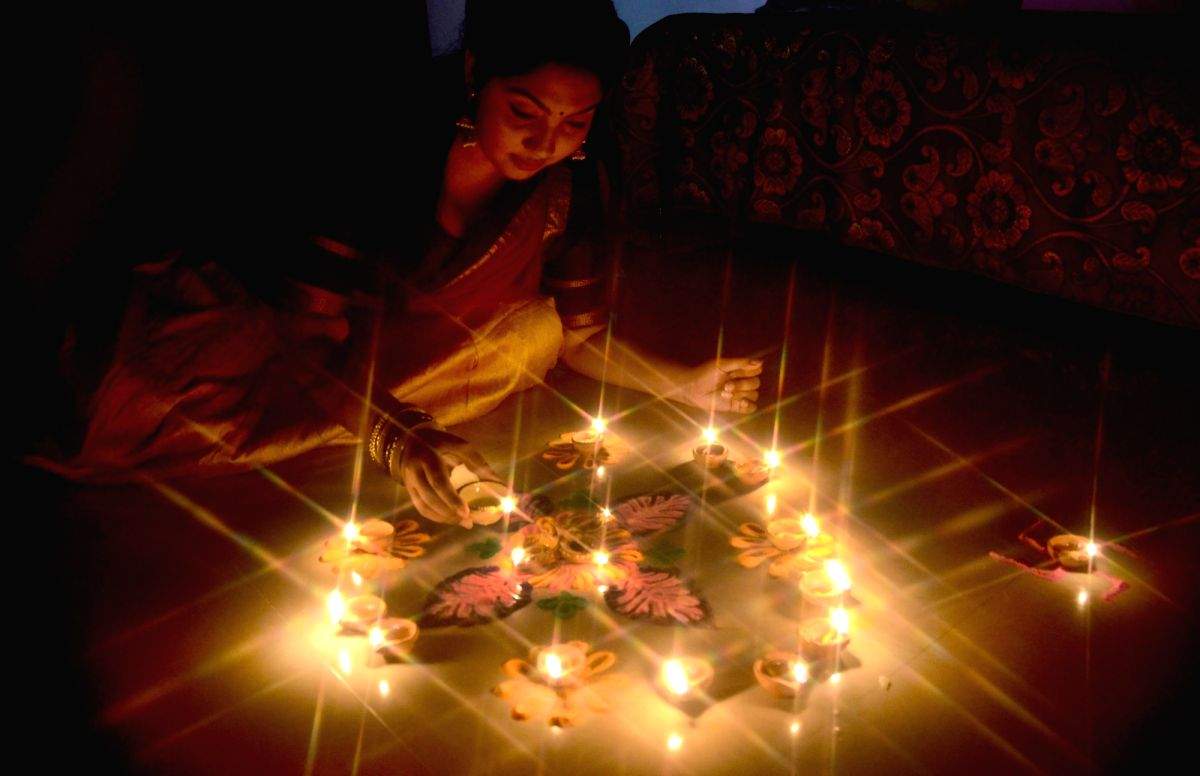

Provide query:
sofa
left=611, top=9, right=1199, bottom=330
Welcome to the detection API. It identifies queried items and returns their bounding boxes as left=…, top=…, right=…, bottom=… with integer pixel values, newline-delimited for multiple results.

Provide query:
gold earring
left=570, top=143, right=587, bottom=162
left=456, top=89, right=479, bottom=147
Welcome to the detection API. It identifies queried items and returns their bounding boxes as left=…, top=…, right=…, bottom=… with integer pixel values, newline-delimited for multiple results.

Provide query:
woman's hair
left=462, top=0, right=630, bottom=93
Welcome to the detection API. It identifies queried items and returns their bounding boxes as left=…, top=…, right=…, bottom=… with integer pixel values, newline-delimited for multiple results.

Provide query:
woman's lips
left=510, top=155, right=546, bottom=172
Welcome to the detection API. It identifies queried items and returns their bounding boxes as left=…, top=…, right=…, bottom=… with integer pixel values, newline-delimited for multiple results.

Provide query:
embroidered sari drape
left=36, top=163, right=609, bottom=482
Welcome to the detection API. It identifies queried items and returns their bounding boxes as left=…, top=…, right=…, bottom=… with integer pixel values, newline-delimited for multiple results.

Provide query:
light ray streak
left=346, top=298, right=386, bottom=528
left=855, top=436, right=1032, bottom=510
left=303, top=672, right=328, bottom=776
left=814, top=502, right=1057, bottom=707
left=103, top=632, right=271, bottom=724
left=135, top=473, right=308, bottom=589
left=855, top=573, right=1084, bottom=762
left=180, top=417, right=348, bottom=528
left=772, top=261, right=799, bottom=457
left=141, top=671, right=302, bottom=755
left=904, top=420, right=1179, bottom=607
left=351, top=709, right=367, bottom=776
left=369, top=654, right=537, bottom=760
left=323, top=665, right=416, bottom=759
left=905, top=667, right=1060, bottom=772
left=1083, top=354, right=1111, bottom=763
left=781, top=365, right=1002, bottom=462
left=810, top=287, right=836, bottom=515
left=598, top=343, right=917, bottom=478
left=902, top=421, right=1071, bottom=536
left=1106, top=510, right=1200, bottom=546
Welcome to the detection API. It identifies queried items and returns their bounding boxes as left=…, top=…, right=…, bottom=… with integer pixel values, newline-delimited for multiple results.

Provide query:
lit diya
left=693, top=427, right=729, bottom=470
left=572, top=430, right=603, bottom=453
left=799, top=559, right=852, bottom=607
left=799, top=606, right=851, bottom=660
left=733, top=459, right=771, bottom=488
left=732, top=513, right=836, bottom=580
left=457, top=481, right=515, bottom=528
left=1047, top=534, right=1097, bottom=572
left=339, top=594, right=387, bottom=632
left=344, top=518, right=395, bottom=550
left=536, top=643, right=591, bottom=688
left=658, top=656, right=714, bottom=701
left=542, top=423, right=629, bottom=472
left=693, top=443, right=729, bottom=470
left=572, top=417, right=608, bottom=452
left=493, top=641, right=620, bottom=727
left=319, top=518, right=429, bottom=580
left=753, top=650, right=811, bottom=698
left=369, top=617, right=420, bottom=657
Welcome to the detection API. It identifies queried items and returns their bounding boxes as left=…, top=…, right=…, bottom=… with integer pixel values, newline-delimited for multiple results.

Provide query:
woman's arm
left=561, top=324, right=763, bottom=414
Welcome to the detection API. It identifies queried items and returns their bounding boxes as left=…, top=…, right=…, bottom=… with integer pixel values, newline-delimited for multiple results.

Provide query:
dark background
left=12, top=10, right=438, bottom=459
left=14, top=12, right=437, bottom=775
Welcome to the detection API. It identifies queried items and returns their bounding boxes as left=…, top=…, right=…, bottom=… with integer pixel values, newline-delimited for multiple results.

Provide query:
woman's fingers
left=441, top=441, right=500, bottom=481
left=714, top=391, right=758, bottom=415
left=418, top=458, right=467, bottom=521
left=407, top=484, right=443, bottom=524
left=404, top=468, right=449, bottom=523
left=720, top=376, right=761, bottom=395
left=734, top=390, right=760, bottom=405
left=718, top=357, right=764, bottom=378
left=732, top=396, right=757, bottom=414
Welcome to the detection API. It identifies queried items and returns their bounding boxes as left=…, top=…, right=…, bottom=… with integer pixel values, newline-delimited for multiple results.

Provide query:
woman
left=42, top=1, right=763, bottom=525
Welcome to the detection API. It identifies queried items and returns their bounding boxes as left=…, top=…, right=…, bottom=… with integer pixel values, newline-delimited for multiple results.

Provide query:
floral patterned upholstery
left=614, top=12, right=1200, bottom=327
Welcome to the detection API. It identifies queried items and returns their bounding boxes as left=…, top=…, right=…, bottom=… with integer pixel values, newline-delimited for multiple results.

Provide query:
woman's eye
left=510, top=104, right=535, bottom=120
left=566, top=121, right=588, bottom=132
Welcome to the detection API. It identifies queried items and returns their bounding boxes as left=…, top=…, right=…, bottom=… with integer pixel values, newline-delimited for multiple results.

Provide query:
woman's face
left=473, top=61, right=603, bottom=180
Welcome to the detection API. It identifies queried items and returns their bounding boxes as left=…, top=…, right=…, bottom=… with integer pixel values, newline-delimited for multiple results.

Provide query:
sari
left=35, top=162, right=610, bottom=482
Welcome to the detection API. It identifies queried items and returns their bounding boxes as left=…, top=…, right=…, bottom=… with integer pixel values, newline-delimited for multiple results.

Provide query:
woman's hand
left=398, top=425, right=499, bottom=525
left=677, top=356, right=764, bottom=414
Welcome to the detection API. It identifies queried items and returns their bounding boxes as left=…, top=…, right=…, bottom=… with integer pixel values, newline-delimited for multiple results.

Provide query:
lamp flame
left=369, top=626, right=384, bottom=649
left=378, top=679, right=390, bottom=698
left=510, top=546, right=526, bottom=566
left=326, top=589, right=346, bottom=625
left=831, top=606, right=850, bottom=636
left=543, top=652, right=564, bottom=681
left=824, top=559, right=852, bottom=592
left=792, top=662, right=809, bottom=684
left=765, top=493, right=778, bottom=516
left=342, top=521, right=360, bottom=543
left=500, top=496, right=517, bottom=514
left=764, top=449, right=782, bottom=469
left=801, top=513, right=820, bottom=539
left=590, top=417, right=607, bottom=435
left=593, top=550, right=609, bottom=567
left=702, top=427, right=718, bottom=445
left=667, top=733, right=683, bottom=752
left=663, top=659, right=690, bottom=696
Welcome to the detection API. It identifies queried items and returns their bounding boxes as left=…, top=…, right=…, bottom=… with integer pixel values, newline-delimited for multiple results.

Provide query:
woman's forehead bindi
left=500, top=65, right=602, bottom=117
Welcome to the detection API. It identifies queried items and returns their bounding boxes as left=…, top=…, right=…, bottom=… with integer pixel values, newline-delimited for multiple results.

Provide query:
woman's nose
left=522, top=127, right=555, bottom=157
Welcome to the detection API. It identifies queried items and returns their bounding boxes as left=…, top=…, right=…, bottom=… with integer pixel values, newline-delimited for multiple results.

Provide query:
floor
left=34, top=229, right=1200, bottom=774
